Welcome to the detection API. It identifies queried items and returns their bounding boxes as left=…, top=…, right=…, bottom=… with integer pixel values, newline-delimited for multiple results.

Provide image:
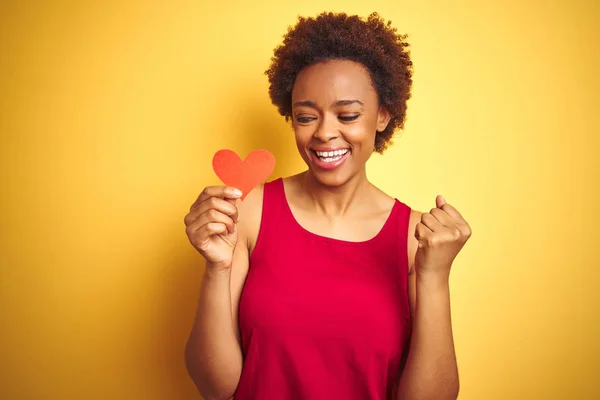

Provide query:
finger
left=421, top=212, right=444, bottom=232
left=189, top=209, right=236, bottom=235
left=436, top=195, right=447, bottom=209
left=439, top=202, right=464, bottom=221
left=429, top=207, right=453, bottom=227
left=191, top=186, right=241, bottom=210
left=197, top=197, right=239, bottom=219
left=202, top=209, right=236, bottom=234
left=224, top=198, right=239, bottom=223
left=191, top=186, right=242, bottom=210
left=414, top=221, right=433, bottom=242
left=185, top=197, right=239, bottom=226
left=193, top=222, right=229, bottom=245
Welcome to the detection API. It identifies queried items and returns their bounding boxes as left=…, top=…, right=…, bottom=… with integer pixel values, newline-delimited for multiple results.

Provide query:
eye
left=338, top=114, right=360, bottom=122
left=296, top=115, right=316, bottom=124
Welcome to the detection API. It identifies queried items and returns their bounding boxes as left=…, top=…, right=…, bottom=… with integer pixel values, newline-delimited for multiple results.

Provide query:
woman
left=183, top=12, right=471, bottom=400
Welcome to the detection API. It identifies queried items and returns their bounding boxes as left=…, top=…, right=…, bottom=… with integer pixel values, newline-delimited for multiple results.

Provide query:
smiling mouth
left=312, top=149, right=350, bottom=163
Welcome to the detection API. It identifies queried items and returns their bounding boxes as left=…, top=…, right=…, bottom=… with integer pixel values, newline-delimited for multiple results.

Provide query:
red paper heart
left=212, top=149, right=276, bottom=200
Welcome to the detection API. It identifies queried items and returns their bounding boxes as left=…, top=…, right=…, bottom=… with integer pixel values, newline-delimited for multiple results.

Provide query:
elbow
left=445, top=370, right=460, bottom=400
left=435, top=366, right=460, bottom=400
left=435, top=379, right=460, bottom=400
left=199, top=391, right=236, bottom=400
left=443, top=385, right=459, bottom=400
left=431, top=377, right=459, bottom=400
left=196, top=392, right=235, bottom=400
left=450, top=381, right=460, bottom=400
left=187, top=375, right=236, bottom=400
left=184, top=343, right=239, bottom=400
left=201, top=386, right=237, bottom=400
left=396, top=378, right=460, bottom=400
left=399, top=388, right=459, bottom=400
left=193, top=385, right=236, bottom=400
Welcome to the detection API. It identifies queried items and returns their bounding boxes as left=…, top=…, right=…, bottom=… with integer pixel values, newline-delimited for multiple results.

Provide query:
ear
left=376, top=106, right=391, bottom=132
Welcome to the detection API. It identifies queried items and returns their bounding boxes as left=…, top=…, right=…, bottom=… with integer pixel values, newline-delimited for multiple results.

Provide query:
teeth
left=315, top=149, right=349, bottom=158
left=314, top=149, right=349, bottom=163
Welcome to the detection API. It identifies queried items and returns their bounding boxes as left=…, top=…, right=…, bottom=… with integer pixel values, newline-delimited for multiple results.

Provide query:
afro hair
left=265, top=12, right=413, bottom=153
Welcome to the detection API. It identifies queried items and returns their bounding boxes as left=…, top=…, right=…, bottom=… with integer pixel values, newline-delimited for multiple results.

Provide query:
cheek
left=345, top=121, right=377, bottom=148
left=293, top=125, right=312, bottom=146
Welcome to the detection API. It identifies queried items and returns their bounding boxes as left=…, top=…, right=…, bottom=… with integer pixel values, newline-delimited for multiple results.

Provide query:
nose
left=313, top=114, right=339, bottom=142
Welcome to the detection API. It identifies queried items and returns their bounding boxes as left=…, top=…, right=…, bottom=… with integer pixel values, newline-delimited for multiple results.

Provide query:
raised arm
left=397, top=196, right=471, bottom=400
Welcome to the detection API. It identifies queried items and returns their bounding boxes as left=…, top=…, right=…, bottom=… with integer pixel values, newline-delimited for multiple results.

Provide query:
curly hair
left=265, top=12, right=413, bottom=153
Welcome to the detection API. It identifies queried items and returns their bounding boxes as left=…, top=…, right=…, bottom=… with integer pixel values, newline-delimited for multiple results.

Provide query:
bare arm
left=397, top=268, right=459, bottom=400
left=183, top=186, right=263, bottom=400
left=184, top=247, right=247, bottom=400
left=396, top=203, right=470, bottom=400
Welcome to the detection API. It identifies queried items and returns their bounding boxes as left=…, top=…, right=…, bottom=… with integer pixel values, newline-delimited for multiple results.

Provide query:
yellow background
left=1, top=0, right=598, bottom=399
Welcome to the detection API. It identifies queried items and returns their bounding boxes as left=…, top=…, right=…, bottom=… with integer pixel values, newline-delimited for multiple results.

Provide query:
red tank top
left=235, top=178, right=412, bottom=399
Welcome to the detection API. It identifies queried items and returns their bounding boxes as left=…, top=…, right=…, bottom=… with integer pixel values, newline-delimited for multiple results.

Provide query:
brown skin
left=184, top=60, right=471, bottom=400
left=291, top=60, right=389, bottom=190
left=285, top=60, right=395, bottom=239
left=265, top=12, right=413, bottom=153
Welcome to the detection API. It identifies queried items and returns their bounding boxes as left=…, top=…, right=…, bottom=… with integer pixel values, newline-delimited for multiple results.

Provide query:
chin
left=306, top=164, right=359, bottom=188
left=312, top=172, right=348, bottom=187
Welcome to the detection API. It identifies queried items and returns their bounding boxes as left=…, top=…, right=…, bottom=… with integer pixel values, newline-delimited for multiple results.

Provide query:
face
left=291, top=59, right=390, bottom=187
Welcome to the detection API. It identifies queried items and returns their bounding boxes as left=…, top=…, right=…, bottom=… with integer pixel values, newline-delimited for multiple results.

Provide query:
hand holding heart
left=183, top=149, right=275, bottom=270
left=184, top=186, right=242, bottom=270
left=414, top=195, right=472, bottom=279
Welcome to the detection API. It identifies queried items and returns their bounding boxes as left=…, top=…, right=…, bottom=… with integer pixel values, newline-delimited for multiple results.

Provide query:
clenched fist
left=414, top=195, right=472, bottom=279
left=184, top=186, right=242, bottom=270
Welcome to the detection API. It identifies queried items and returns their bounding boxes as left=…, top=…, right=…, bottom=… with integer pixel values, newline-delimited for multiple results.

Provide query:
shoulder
left=236, top=183, right=265, bottom=253
left=378, top=184, right=422, bottom=272
left=372, top=184, right=421, bottom=224
left=406, top=208, right=423, bottom=273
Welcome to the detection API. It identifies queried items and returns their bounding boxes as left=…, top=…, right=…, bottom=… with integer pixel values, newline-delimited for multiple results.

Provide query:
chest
left=239, top=239, right=411, bottom=356
left=289, top=207, right=393, bottom=243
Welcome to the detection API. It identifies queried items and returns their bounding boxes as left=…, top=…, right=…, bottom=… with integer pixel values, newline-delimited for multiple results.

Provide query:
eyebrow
left=292, top=99, right=364, bottom=108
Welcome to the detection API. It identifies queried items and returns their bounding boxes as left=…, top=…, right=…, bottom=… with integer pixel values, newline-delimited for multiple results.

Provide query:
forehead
left=291, top=60, right=377, bottom=104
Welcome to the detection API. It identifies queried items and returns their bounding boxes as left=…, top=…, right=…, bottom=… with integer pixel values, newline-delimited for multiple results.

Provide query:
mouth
left=312, top=148, right=350, bottom=163
left=309, top=148, right=351, bottom=170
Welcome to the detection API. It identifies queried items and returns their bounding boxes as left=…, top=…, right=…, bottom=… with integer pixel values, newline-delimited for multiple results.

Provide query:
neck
left=301, top=168, right=371, bottom=217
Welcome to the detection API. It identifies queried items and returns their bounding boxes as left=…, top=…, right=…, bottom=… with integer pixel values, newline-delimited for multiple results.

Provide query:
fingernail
left=230, top=188, right=242, bottom=197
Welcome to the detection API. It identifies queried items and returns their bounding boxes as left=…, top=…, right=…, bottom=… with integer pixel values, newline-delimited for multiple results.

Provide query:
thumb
left=436, top=195, right=446, bottom=209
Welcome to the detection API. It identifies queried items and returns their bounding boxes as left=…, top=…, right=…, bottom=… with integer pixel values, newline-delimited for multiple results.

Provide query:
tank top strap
left=392, top=198, right=412, bottom=276
left=262, top=177, right=286, bottom=216
left=250, top=178, right=287, bottom=262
